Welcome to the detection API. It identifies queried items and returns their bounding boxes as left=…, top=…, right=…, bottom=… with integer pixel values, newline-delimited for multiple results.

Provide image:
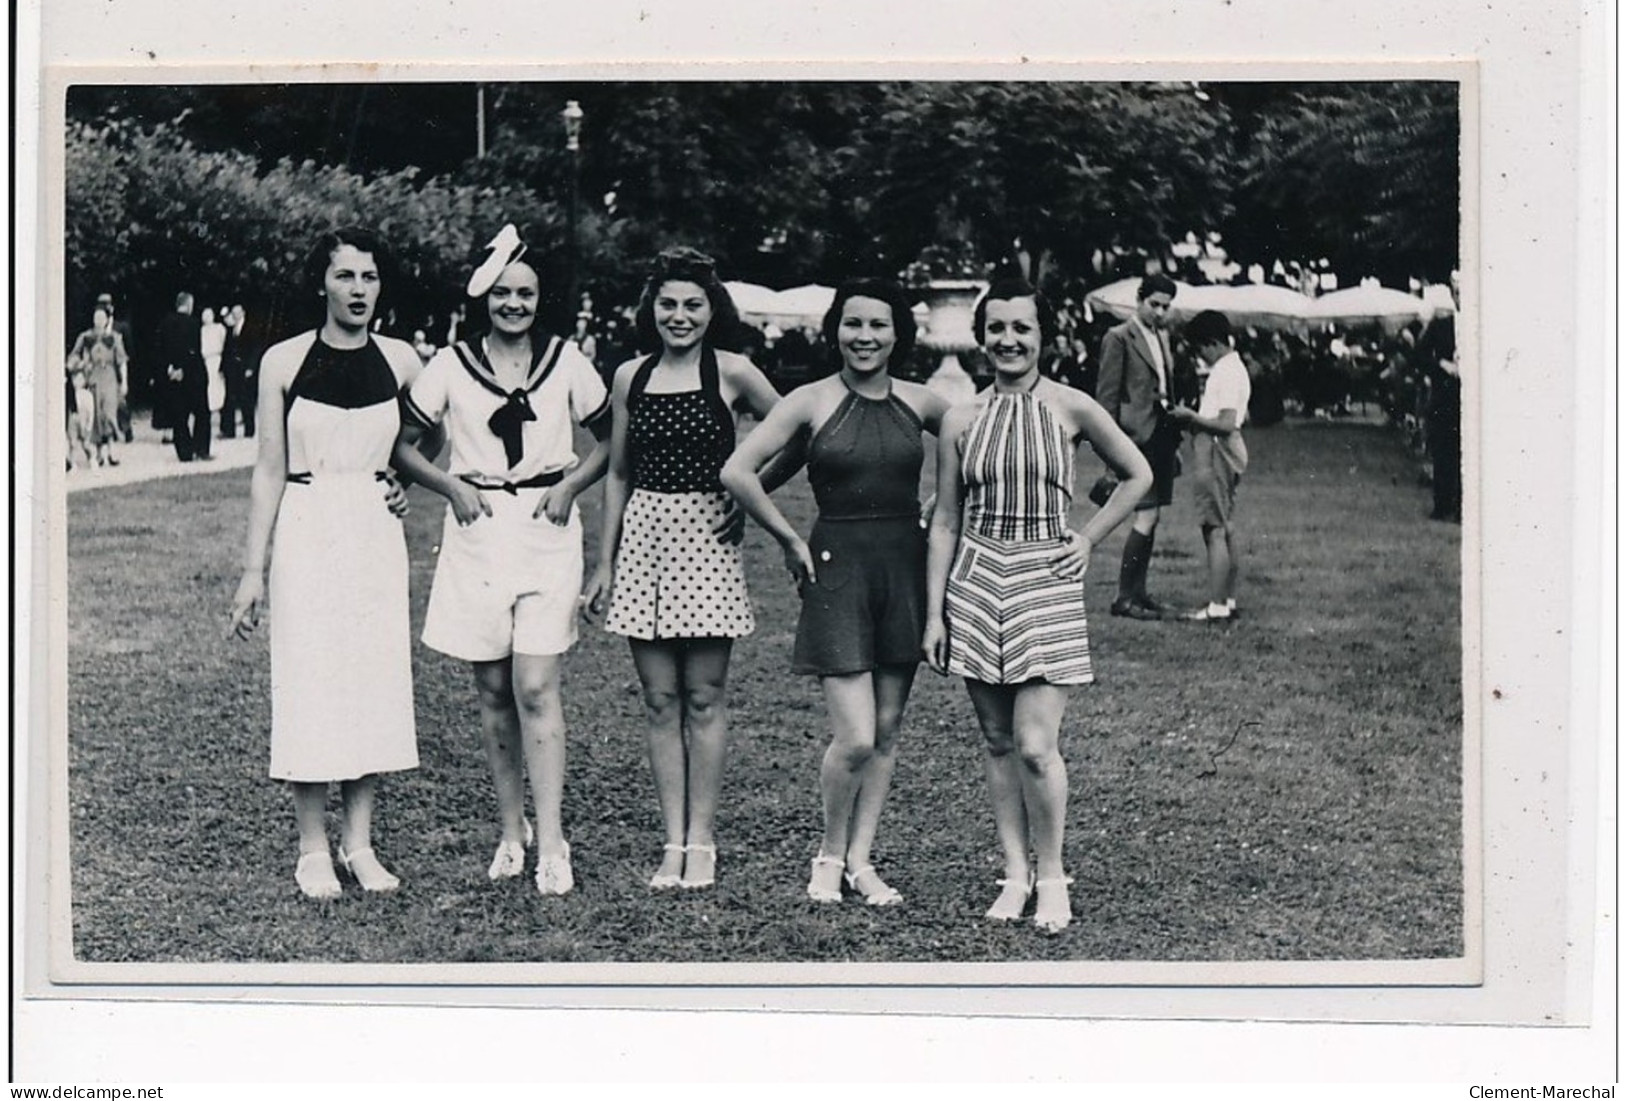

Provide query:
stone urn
left=916, top=279, right=987, bottom=406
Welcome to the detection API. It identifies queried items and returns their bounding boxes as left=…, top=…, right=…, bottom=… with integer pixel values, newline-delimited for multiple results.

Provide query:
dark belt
left=817, top=510, right=921, bottom=523
left=286, top=471, right=390, bottom=485
left=457, top=470, right=564, bottom=494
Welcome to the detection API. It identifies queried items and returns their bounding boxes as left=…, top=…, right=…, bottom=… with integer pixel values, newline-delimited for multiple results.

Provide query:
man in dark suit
left=218, top=304, right=258, bottom=439
left=157, top=291, right=212, bottom=462
left=1096, top=273, right=1181, bottom=619
left=1419, top=281, right=1460, bottom=522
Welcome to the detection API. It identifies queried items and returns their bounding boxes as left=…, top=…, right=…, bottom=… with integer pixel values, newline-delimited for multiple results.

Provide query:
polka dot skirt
left=604, top=488, right=756, bottom=640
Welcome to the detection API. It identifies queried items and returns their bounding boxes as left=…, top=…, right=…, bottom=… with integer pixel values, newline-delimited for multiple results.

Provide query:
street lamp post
left=562, top=99, right=584, bottom=325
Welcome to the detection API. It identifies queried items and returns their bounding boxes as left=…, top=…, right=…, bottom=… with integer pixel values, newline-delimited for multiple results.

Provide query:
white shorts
left=421, top=490, right=585, bottom=662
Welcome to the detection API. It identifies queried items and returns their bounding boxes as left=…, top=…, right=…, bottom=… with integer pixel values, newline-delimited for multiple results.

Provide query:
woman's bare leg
left=511, top=653, right=567, bottom=857
left=629, top=638, right=688, bottom=883
left=472, top=659, right=528, bottom=847
left=677, top=638, right=734, bottom=885
left=965, top=680, right=1031, bottom=919
left=842, top=663, right=915, bottom=896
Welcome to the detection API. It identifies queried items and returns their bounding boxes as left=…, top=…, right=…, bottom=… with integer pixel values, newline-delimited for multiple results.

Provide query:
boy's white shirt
left=1197, top=349, right=1251, bottom=474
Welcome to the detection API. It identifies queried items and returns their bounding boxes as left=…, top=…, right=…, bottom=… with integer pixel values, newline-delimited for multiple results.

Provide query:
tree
left=460, top=82, right=869, bottom=297
left=1225, top=82, right=1460, bottom=284
left=64, top=80, right=1461, bottom=353
left=68, top=84, right=484, bottom=177
left=63, top=117, right=565, bottom=354
left=843, top=82, right=1237, bottom=288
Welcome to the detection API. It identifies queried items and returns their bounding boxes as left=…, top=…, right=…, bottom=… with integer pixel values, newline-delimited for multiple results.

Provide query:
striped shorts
left=944, top=529, right=1094, bottom=686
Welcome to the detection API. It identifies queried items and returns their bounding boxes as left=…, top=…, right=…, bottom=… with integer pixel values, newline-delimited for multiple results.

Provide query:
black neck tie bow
left=488, top=389, right=536, bottom=468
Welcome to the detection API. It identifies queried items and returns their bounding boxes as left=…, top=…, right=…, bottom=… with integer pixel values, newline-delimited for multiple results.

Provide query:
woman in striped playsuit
left=924, top=277, right=1151, bottom=934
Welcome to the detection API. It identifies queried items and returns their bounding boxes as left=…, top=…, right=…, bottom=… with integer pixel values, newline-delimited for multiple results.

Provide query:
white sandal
left=295, top=850, right=342, bottom=900
left=984, top=873, right=1034, bottom=923
left=487, top=819, right=534, bottom=881
left=680, top=843, right=717, bottom=890
left=649, top=843, right=686, bottom=891
left=807, top=853, right=844, bottom=903
left=844, top=864, right=903, bottom=907
left=534, top=840, right=574, bottom=897
left=1033, top=875, right=1075, bottom=934
left=336, top=846, right=400, bottom=894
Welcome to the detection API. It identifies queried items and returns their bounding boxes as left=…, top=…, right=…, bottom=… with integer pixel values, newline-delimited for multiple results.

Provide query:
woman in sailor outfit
left=392, top=226, right=612, bottom=896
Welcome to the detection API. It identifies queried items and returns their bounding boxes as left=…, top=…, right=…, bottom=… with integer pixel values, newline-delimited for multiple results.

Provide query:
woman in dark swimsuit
left=722, top=278, right=949, bottom=906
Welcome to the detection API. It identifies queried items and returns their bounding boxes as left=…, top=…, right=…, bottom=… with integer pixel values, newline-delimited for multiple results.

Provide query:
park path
left=64, top=412, right=258, bottom=494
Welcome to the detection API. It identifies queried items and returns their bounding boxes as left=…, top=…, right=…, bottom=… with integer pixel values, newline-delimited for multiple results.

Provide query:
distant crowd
left=64, top=291, right=259, bottom=469
left=69, top=269, right=1461, bottom=527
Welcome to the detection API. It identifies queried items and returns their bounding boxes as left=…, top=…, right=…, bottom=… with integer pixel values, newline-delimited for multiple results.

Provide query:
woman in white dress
left=227, top=227, right=423, bottom=900
left=201, top=307, right=228, bottom=416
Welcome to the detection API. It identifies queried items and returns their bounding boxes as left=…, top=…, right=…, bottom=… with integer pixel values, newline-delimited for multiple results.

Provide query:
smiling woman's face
left=487, top=262, right=540, bottom=337
left=652, top=280, right=713, bottom=350
left=836, top=295, right=897, bottom=375
left=981, top=295, right=1043, bottom=377
left=323, top=244, right=381, bottom=332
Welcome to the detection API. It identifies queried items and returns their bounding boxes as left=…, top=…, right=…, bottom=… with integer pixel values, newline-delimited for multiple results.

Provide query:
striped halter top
left=959, top=387, right=1074, bottom=543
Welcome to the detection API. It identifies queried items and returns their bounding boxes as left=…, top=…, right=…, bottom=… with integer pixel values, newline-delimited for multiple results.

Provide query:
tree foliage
left=834, top=82, right=1236, bottom=288
left=62, top=80, right=1461, bottom=350
left=63, top=116, right=564, bottom=343
left=1227, top=82, right=1460, bottom=283
left=69, top=84, right=481, bottom=177
left=461, top=82, right=869, bottom=295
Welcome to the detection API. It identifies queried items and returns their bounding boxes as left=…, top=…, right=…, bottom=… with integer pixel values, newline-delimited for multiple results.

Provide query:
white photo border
left=13, top=0, right=1615, bottom=1083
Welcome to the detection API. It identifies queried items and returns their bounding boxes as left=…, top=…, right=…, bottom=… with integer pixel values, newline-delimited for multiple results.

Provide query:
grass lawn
left=66, top=417, right=1462, bottom=964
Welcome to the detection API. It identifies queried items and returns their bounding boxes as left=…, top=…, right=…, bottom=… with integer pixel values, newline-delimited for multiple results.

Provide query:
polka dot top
left=626, top=348, right=736, bottom=494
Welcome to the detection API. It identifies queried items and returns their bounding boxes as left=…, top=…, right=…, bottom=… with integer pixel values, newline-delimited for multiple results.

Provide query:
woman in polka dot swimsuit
left=584, top=247, right=784, bottom=891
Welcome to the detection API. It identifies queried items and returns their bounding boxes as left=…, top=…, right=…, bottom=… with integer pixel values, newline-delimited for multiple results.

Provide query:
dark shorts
left=792, top=515, right=926, bottom=676
left=1133, top=425, right=1181, bottom=511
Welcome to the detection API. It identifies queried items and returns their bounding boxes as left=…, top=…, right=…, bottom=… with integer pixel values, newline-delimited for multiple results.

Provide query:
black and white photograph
left=14, top=0, right=1613, bottom=1083
left=53, top=75, right=1472, bottom=975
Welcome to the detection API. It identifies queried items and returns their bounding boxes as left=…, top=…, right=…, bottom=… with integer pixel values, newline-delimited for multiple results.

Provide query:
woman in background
left=201, top=306, right=228, bottom=420
left=67, top=306, right=128, bottom=467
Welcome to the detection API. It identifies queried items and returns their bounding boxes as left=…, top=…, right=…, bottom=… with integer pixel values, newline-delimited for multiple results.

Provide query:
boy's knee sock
left=1135, top=529, right=1157, bottom=600
left=1119, top=528, right=1152, bottom=602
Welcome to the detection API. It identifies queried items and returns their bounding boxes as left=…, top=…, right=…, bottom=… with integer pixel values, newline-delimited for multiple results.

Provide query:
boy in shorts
left=1169, top=310, right=1251, bottom=623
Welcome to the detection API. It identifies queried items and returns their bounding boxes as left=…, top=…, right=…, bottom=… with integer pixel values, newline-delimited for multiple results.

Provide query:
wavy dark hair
left=302, top=226, right=391, bottom=293
left=633, top=246, right=741, bottom=353
left=820, top=278, right=918, bottom=371
left=972, top=276, right=1057, bottom=346
left=1138, top=272, right=1179, bottom=301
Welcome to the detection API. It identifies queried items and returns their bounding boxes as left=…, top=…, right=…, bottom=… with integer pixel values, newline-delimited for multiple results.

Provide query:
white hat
left=466, top=224, right=528, bottom=298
